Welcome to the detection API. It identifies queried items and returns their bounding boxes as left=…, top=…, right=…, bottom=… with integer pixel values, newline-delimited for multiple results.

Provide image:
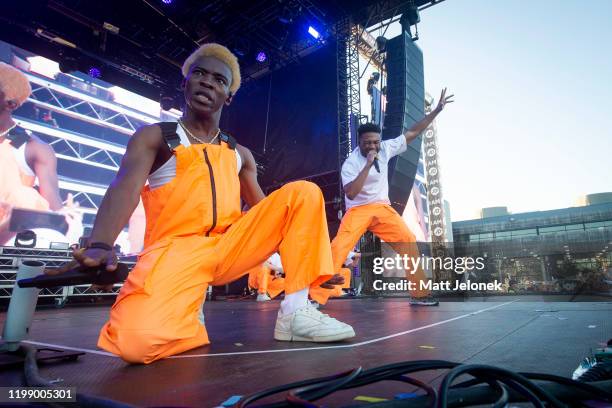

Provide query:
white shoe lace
left=302, top=305, right=339, bottom=324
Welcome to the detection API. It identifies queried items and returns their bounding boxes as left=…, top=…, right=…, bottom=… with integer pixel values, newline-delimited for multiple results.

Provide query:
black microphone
left=18, top=263, right=129, bottom=289
left=373, top=157, right=380, bottom=173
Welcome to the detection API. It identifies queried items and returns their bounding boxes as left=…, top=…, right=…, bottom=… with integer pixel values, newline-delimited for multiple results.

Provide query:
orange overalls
left=247, top=263, right=285, bottom=299
left=98, top=137, right=334, bottom=364
left=310, top=203, right=429, bottom=305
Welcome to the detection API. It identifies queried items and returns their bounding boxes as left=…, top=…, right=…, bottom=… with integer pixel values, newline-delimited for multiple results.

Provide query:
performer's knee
left=284, top=180, right=323, bottom=202
left=115, top=333, right=160, bottom=364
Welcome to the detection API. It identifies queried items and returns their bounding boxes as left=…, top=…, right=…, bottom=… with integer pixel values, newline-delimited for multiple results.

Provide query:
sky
left=368, top=0, right=612, bottom=221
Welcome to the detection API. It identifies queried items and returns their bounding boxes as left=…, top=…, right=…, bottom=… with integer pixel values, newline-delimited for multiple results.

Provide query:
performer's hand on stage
left=321, top=273, right=345, bottom=289
left=44, top=245, right=118, bottom=292
left=435, top=87, right=455, bottom=112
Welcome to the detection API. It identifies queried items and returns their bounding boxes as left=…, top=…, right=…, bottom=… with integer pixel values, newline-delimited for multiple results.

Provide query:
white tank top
left=13, top=142, right=36, bottom=178
left=148, top=125, right=242, bottom=190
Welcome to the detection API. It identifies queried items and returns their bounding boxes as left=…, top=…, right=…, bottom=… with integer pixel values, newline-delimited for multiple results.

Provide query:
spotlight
left=307, top=26, right=320, bottom=39
left=161, top=0, right=173, bottom=4
left=256, top=51, right=267, bottom=63
left=15, top=230, right=36, bottom=248
left=88, top=67, right=102, bottom=79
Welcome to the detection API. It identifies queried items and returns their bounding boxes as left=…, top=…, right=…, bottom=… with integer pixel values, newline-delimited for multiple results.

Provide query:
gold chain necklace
left=0, top=122, right=17, bottom=138
left=178, top=119, right=220, bottom=145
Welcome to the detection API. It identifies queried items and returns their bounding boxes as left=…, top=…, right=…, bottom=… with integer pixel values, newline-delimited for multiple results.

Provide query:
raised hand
left=435, top=87, right=455, bottom=112
left=59, top=193, right=84, bottom=244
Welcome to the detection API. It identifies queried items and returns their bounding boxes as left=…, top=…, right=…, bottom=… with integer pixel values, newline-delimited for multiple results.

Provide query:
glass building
left=452, top=199, right=612, bottom=293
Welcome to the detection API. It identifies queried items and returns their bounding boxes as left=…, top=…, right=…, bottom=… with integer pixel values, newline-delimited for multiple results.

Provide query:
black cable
left=437, top=365, right=566, bottom=408
left=522, top=371, right=612, bottom=401
left=493, top=379, right=544, bottom=408
left=240, top=361, right=457, bottom=408
left=394, top=374, right=437, bottom=406
left=449, top=376, right=545, bottom=408
left=576, top=362, right=612, bottom=382
left=486, top=381, right=509, bottom=408
left=287, top=367, right=362, bottom=406
left=453, top=370, right=612, bottom=403
left=239, top=360, right=612, bottom=407
left=238, top=368, right=361, bottom=407
left=347, top=360, right=458, bottom=388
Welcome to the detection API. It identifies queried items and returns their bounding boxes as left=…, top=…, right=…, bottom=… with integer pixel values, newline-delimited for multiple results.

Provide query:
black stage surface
left=1, top=296, right=611, bottom=406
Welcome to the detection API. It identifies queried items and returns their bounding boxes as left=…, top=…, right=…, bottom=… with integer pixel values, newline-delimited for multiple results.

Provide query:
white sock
left=280, top=287, right=309, bottom=316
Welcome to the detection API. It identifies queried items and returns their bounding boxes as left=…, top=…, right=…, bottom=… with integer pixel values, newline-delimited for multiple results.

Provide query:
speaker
left=382, top=31, right=425, bottom=215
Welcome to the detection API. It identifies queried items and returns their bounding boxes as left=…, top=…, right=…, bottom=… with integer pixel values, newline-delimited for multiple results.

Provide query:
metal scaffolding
left=26, top=73, right=159, bottom=135
left=15, top=72, right=179, bottom=226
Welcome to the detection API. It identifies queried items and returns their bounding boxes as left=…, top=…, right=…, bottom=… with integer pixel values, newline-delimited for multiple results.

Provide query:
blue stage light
left=308, top=26, right=320, bottom=39
left=88, top=67, right=101, bottom=79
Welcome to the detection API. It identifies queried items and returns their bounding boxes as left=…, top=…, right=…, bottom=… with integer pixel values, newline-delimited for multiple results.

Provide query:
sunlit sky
left=368, top=0, right=612, bottom=221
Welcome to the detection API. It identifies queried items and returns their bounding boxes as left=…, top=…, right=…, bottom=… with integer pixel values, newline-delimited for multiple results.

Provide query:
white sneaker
left=257, top=293, right=271, bottom=302
left=274, top=305, right=355, bottom=342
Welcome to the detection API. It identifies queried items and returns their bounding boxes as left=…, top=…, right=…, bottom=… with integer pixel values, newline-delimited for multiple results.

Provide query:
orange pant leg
left=211, top=181, right=334, bottom=294
left=98, top=236, right=216, bottom=364
left=312, top=205, right=373, bottom=305
left=248, top=264, right=271, bottom=294
left=267, top=276, right=285, bottom=299
left=339, top=267, right=351, bottom=289
left=99, top=181, right=333, bottom=364
left=368, top=205, right=430, bottom=298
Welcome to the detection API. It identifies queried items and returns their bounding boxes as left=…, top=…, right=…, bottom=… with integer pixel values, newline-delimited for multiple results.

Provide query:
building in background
left=479, top=207, right=510, bottom=218
left=452, top=193, right=612, bottom=293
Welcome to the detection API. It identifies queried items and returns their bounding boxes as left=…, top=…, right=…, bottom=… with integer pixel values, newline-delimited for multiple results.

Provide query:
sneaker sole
left=274, top=328, right=356, bottom=342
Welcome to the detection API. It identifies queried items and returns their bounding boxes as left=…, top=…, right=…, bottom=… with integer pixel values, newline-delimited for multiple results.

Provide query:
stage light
left=162, top=0, right=173, bottom=4
left=256, top=51, right=267, bottom=63
left=15, top=230, right=36, bottom=248
left=27, top=56, right=61, bottom=79
left=88, top=67, right=102, bottom=79
left=307, top=26, right=320, bottom=39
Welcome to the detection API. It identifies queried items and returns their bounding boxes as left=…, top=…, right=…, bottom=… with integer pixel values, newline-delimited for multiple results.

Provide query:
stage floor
left=1, top=296, right=611, bottom=406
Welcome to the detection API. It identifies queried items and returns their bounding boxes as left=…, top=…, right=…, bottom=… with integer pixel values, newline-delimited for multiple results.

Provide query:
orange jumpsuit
left=247, top=263, right=285, bottom=299
left=311, top=203, right=429, bottom=305
left=98, top=137, right=333, bottom=364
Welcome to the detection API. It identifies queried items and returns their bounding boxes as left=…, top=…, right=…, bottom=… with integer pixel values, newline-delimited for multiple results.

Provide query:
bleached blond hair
left=0, top=62, right=31, bottom=107
left=181, top=43, right=241, bottom=95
